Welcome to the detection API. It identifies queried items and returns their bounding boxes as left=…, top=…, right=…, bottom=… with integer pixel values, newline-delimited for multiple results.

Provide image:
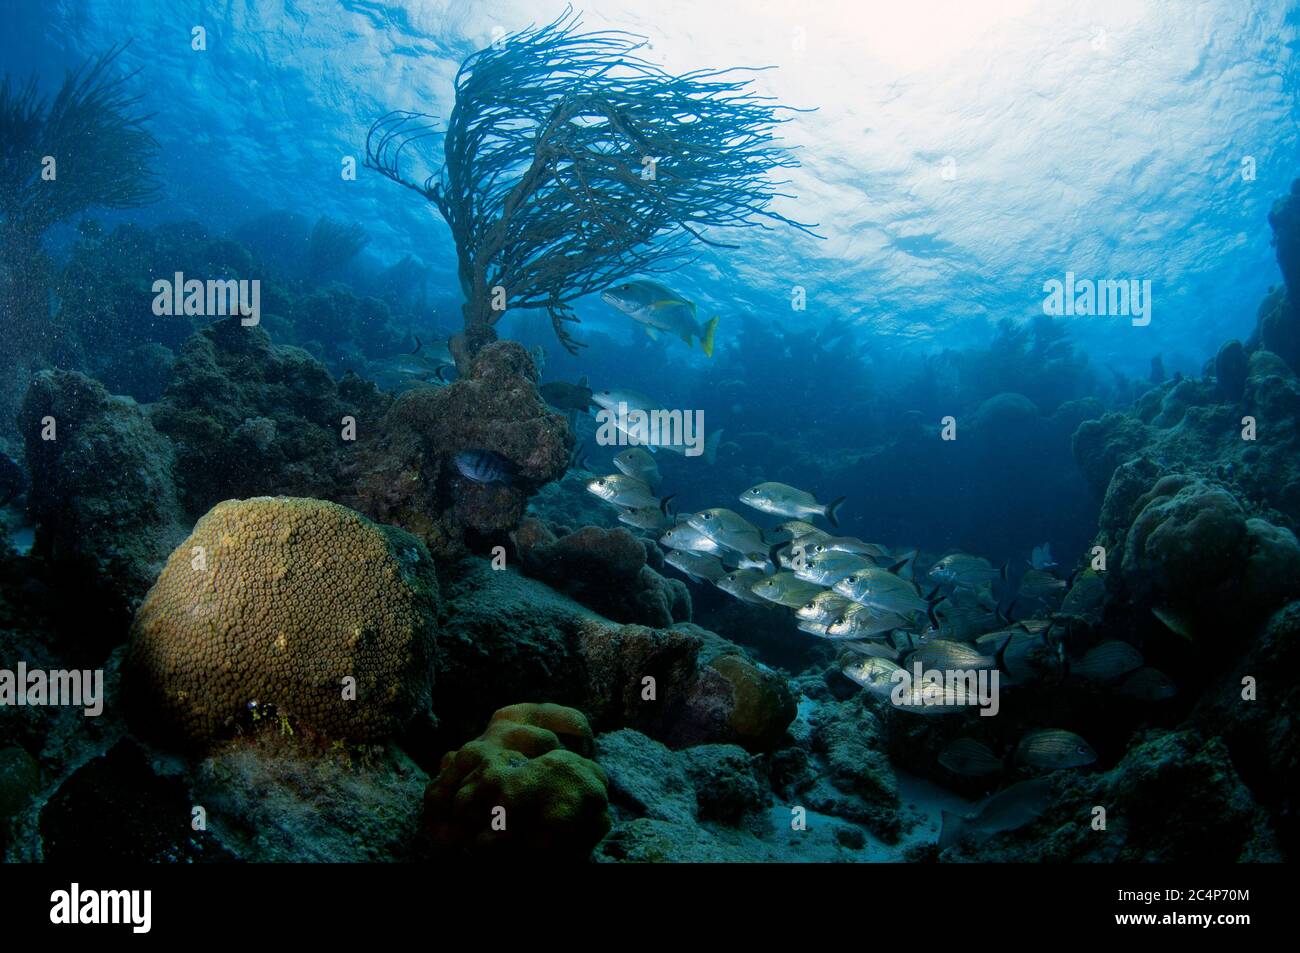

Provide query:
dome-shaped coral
left=424, top=703, right=610, bottom=857
left=124, top=496, right=438, bottom=747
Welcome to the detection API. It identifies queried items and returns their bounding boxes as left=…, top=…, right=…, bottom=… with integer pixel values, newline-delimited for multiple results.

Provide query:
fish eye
left=596, top=479, right=605, bottom=486
left=834, top=617, right=845, bottom=625
left=846, top=576, right=857, bottom=584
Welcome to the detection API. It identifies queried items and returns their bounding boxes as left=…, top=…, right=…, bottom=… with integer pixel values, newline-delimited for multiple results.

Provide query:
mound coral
left=424, top=703, right=610, bottom=857
left=124, top=497, right=438, bottom=747
left=669, top=653, right=797, bottom=753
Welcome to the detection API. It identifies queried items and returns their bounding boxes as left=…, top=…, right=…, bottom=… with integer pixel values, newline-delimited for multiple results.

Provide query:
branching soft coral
left=366, top=6, right=817, bottom=365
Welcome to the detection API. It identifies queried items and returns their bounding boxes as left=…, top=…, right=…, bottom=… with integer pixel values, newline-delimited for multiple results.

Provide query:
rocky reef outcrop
left=352, top=341, right=572, bottom=556
left=18, top=369, right=187, bottom=629
left=511, top=517, right=691, bottom=627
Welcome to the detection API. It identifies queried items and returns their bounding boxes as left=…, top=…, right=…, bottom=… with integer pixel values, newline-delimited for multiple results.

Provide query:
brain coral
left=424, top=703, right=610, bottom=857
left=125, top=496, right=438, bottom=746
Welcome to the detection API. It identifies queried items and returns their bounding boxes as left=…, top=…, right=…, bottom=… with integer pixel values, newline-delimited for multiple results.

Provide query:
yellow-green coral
left=125, top=496, right=438, bottom=747
left=423, top=703, right=610, bottom=857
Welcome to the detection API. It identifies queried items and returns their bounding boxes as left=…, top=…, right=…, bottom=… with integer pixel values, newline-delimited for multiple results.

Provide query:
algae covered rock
left=1215, top=339, right=1249, bottom=401
left=513, top=519, right=692, bottom=627
left=124, top=496, right=438, bottom=747
left=354, top=340, right=571, bottom=555
left=670, top=654, right=797, bottom=752
left=424, top=703, right=611, bottom=857
left=19, top=368, right=187, bottom=628
left=0, top=747, right=38, bottom=822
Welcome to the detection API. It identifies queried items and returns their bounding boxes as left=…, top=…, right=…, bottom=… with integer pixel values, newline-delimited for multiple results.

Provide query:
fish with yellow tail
left=601, top=280, right=720, bottom=357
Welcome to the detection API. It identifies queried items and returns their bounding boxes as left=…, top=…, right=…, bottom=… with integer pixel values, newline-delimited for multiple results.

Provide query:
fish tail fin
left=825, top=495, right=847, bottom=528
left=938, top=810, right=966, bottom=851
left=659, top=493, right=677, bottom=516
left=703, top=427, right=724, bottom=465
left=701, top=315, right=719, bottom=358
left=999, top=560, right=1009, bottom=581
left=994, top=634, right=1013, bottom=672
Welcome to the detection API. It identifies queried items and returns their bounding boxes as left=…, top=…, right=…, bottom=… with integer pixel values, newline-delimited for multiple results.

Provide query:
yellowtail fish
left=600, top=279, right=720, bottom=357
left=740, top=482, right=846, bottom=527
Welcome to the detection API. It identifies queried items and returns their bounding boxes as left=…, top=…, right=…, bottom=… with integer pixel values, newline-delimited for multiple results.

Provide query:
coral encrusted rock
left=124, top=497, right=438, bottom=747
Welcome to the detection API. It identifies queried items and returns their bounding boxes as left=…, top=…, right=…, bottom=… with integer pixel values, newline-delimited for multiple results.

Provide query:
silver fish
left=740, top=482, right=846, bottom=526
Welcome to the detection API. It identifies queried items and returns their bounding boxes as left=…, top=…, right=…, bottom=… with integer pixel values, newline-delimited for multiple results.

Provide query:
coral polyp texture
left=124, top=497, right=438, bottom=747
left=423, top=703, right=611, bottom=858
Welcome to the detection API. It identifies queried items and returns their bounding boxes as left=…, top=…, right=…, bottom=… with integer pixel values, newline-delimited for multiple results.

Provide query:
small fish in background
left=810, top=537, right=895, bottom=562
left=1029, top=542, right=1057, bottom=570
left=793, top=550, right=873, bottom=586
left=833, top=567, right=933, bottom=617
left=766, top=520, right=824, bottom=545
left=529, top=344, right=546, bottom=376
left=939, top=738, right=1005, bottom=777
left=740, top=481, right=846, bottom=527
left=929, top=553, right=1007, bottom=589
left=612, top=446, right=661, bottom=488
left=841, top=656, right=904, bottom=696
left=795, top=591, right=855, bottom=625
left=660, top=520, right=724, bottom=556
left=825, top=602, right=914, bottom=640
left=1116, top=667, right=1177, bottom=701
left=1068, top=640, right=1144, bottom=682
left=0, top=451, right=27, bottom=507
left=600, top=279, right=720, bottom=357
left=539, top=377, right=595, bottom=414
left=664, top=550, right=727, bottom=584
left=840, top=640, right=901, bottom=662
left=939, top=778, right=1054, bottom=850
left=1015, top=729, right=1097, bottom=770
left=585, top=473, right=661, bottom=509
left=1018, top=568, right=1066, bottom=604
left=453, top=449, right=518, bottom=486
left=715, top=568, right=770, bottom=604
left=1060, top=569, right=1106, bottom=618
left=749, top=571, right=827, bottom=608
left=617, top=503, right=673, bottom=533
left=589, top=388, right=725, bottom=463
left=372, top=335, right=456, bottom=390
left=907, top=638, right=1006, bottom=673
left=687, top=507, right=766, bottom=554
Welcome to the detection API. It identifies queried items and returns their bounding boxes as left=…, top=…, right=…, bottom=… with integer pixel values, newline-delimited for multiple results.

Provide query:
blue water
left=13, top=0, right=1299, bottom=378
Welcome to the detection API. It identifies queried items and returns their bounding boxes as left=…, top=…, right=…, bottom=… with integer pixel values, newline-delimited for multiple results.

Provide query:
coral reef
left=150, top=316, right=390, bottom=515
left=668, top=653, right=797, bottom=753
left=423, top=703, right=610, bottom=858
left=124, top=497, right=438, bottom=747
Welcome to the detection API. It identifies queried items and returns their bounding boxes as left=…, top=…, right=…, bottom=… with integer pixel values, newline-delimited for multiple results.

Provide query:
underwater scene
left=0, top=0, right=1298, bottom=877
